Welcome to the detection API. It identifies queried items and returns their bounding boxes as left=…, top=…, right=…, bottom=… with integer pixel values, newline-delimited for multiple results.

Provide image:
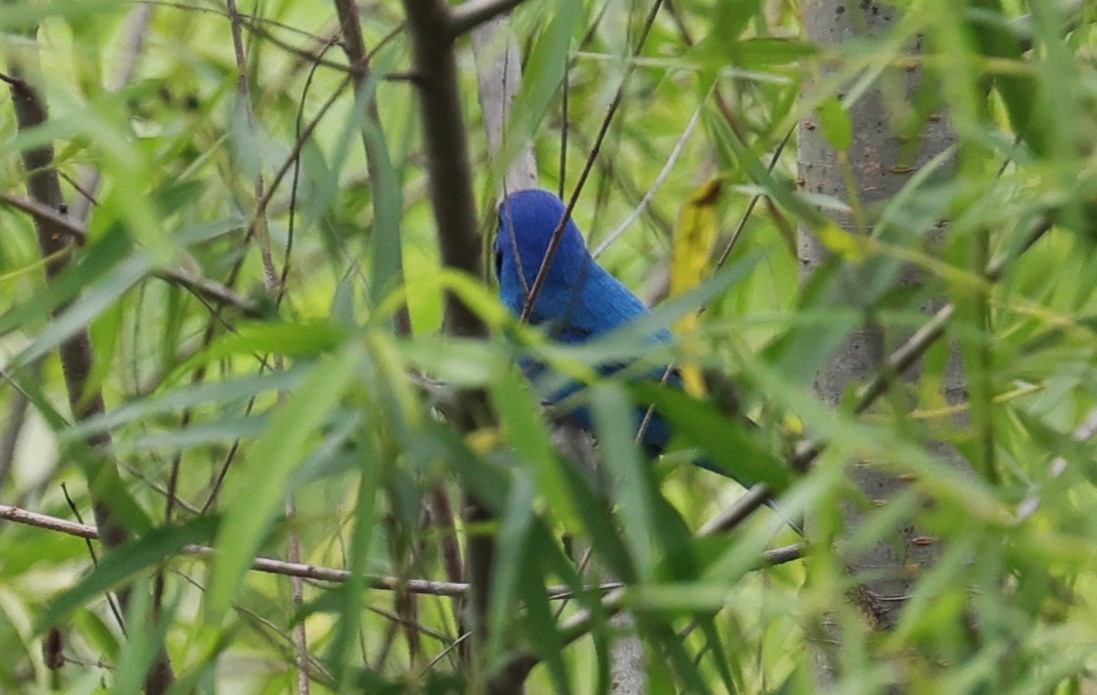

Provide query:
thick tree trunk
left=798, top=0, right=960, bottom=687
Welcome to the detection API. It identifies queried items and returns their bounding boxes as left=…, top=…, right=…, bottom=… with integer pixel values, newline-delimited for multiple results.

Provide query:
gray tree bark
left=798, top=0, right=961, bottom=687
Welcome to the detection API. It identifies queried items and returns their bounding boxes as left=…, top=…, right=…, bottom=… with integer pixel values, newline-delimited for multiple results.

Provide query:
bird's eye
left=494, top=248, right=503, bottom=278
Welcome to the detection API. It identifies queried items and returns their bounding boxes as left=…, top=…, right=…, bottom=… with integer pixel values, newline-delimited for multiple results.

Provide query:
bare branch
left=333, top=0, right=411, bottom=335
left=0, top=192, right=262, bottom=316
left=0, top=503, right=626, bottom=599
left=697, top=484, right=774, bottom=537
left=0, top=192, right=86, bottom=242
left=451, top=0, right=527, bottom=37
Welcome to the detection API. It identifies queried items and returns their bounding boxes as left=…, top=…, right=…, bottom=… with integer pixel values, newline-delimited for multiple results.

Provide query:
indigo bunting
left=494, top=188, right=680, bottom=460
left=494, top=190, right=803, bottom=535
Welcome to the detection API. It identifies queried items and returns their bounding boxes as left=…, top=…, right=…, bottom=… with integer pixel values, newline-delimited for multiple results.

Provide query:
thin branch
left=159, top=267, right=262, bottom=316
left=591, top=97, right=705, bottom=258
left=0, top=503, right=626, bottom=599
left=697, top=484, right=774, bottom=537
left=333, top=0, right=411, bottom=335
left=792, top=216, right=1054, bottom=472
left=61, top=484, right=127, bottom=635
left=137, top=0, right=345, bottom=43
left=0, top=192, right=262, bottom=316
left=0, top=191, right=87, bottom=242
left=223, top=2, right=308, bottom=692
left=712, top=128, right=795, bottom=272
left=450, top=0, right=527, bottom=37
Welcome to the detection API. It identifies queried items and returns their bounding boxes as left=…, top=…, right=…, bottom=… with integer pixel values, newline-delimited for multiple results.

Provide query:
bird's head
left=494, top=189, right=589, bottom=314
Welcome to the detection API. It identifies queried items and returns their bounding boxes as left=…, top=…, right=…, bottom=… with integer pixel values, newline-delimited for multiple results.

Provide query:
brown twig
left=3, top=30, right=161, bottom=678
left=697, top=484, right=775, bottom=537
left=450, top=0, right=527, bottom=37
left=401, top=0, right=508, bottom=686
left=222, top=2, right=310, bottom=692
left=0, top=503, right=627, bottom=599
left=61, top=484, right=127, bottom=634
left=0, top=192, right=261, bottom=316
left=0, top=191, right=86, bottom=242
left=333, top=0, right=411, bottom=335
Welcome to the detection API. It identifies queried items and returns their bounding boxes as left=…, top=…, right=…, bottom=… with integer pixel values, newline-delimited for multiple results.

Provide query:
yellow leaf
left=466, top=427, right=500, bottom=455
left=670, top=179, right=723, bottom=397
left=782, top=413, right=804, bottom=437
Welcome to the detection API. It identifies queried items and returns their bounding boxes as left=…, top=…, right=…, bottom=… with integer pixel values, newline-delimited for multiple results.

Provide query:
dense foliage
left=1, top=0, right=1096, bottom=693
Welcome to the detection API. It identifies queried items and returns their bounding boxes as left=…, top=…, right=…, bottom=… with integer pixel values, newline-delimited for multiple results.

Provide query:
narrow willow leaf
left=489, top=366, right=581, bottom=531
left=167, top=321, right=349, bottom=385
left=205, top=346, right=361, bottom=621
left=817, top=97, right=853, bottom=152
left=485, top=472, right=536, bottom=665
left=0, top=224, right=132, bottom=339
left=513, top=548, right=571, bottom=694
left=62, top=369, right=302, bottom=443
left=110, top=576, right=173, bottom=695
left=330, top=436, right=382, bottom=690
left=13, top=253, right=150, bottom=369
left=591, top=384, right=658, bottom=581
left=630, top=381, right=791, bottom=492
left=35, top=516, right=218, bottom=633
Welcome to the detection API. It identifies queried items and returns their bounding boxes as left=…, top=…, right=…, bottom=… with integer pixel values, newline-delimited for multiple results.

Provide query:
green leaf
left=489, top=366, right=581, bottom=531
left=592, top=384, right=659, bottom=581
left=63, top=368, right=302, bottom=443
left=485, top=472, right=536, bottom=665
left=35, top=516, right=219, bottom=633
left=512, top=543, right=571, bottom=693
left=630, top=381, right=791, bottom=493
left=205, top=346, right=362, bottom=621
left=0, top=224, right=132, bottom=339
left=817, top=97, right=853, bottom=152
left=168, top=321, right=350, bottom=385
left=730, top=38, right=819, bottom=68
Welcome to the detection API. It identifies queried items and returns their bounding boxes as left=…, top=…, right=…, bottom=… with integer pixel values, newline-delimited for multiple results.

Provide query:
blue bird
left=494, top=189, right=802, bottom=534
left=494, top=188, right=680, bottom=460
